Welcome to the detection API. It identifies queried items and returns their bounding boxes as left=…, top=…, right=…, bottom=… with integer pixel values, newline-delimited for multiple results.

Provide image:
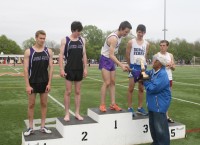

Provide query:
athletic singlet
left=157, top=52, right=173, bottom=80
left=29, top=47, right=49, bottom=83
left=130, top=39, right=148, bottom=65
left=64, top=36, right=83, bottom=71
left=101, top=32, right=122, bottom=58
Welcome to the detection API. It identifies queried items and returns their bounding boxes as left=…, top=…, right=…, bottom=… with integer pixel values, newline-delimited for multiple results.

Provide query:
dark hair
left=35, top=30, right=46, bottom=38
left=118, top=21, right=132, bottom=31
left=136, top=24, right=146, bottom=33
left=160, top=40, right=169, bottom=46
left=71, top=21, right=83, bottom=32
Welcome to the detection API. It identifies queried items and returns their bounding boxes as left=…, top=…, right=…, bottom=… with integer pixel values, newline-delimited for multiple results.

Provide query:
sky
left=0, top=0, right=200, bottom=46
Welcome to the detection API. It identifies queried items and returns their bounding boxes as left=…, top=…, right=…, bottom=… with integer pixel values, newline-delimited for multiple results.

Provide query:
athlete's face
left=160, top=42, right=168, bottom=53
left=121, top=28, right=131, bottom=37
left=136, top=30, right=145, bottom=39
left=73, top=30, right=81, bottom=38
left=36, top=34, right=46, bottom=46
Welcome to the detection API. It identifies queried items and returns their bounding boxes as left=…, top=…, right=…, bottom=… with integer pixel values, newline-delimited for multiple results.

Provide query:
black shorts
left=65, top=70, right=83, bottom=81
left=30, top=82, right=48, bottom=93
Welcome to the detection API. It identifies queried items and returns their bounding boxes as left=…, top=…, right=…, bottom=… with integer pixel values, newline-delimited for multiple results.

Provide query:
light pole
left=163, top=0, right=167, bottom=40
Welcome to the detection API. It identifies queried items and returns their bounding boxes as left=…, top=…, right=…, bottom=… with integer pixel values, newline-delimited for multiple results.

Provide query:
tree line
left=1, top=25, right=200, bottom=64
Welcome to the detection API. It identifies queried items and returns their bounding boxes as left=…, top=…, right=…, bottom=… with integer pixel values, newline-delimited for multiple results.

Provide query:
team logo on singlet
left=32, top=56, right=49, bottom=61
left=68, top=44, right=82, bottom=49
left=134, top=46, right=145, bottom=55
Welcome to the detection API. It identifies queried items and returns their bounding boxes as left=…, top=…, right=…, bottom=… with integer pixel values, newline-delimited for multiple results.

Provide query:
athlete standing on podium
left=126, top=24, right=149, bottom=117
left=59, top=21, right=88, bottom=121
left=99, top=21, right=132, bottom=112
left=24, top=30, right=53, bottom=136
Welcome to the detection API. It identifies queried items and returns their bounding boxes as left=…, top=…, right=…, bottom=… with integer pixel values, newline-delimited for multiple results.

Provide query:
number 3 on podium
left=143, top=124, right=148, bottom=133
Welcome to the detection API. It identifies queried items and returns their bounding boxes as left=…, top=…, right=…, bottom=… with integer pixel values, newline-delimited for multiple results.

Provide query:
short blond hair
left=35, top=30, right=46, bottom=38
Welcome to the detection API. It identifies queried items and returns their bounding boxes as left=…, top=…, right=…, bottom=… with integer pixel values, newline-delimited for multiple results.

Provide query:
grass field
left=0, top=64, right=200, bottom=145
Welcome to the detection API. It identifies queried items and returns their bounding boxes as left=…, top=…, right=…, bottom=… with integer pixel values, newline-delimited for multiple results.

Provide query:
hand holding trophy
left=140, top=58, right=149, bottom=80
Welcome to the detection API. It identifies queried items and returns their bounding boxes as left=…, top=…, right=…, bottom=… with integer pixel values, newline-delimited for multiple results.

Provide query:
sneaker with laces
left=40, top=127, right=52, bottom=134
left=167, top=117, right=175, bottom=123
left=99, top=104, right=107, bottom=112
left=24, top=128, right=34, bottom=136
left=137, top=107, right=148, bottom=116
left=110, top=104, right=122, bottom=111
left=128, top=107, right=135, bottom=117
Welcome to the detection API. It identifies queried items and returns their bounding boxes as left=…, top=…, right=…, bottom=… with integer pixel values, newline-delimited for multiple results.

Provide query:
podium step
left=88, top=107, right=132, bottom=122
left=22, top=108, right=186, bottom=145
left=88, top=108, right=138, bottom=145
left=56, top=116, right=101, bottom=145
left=22, top=128, right=64, bottom=145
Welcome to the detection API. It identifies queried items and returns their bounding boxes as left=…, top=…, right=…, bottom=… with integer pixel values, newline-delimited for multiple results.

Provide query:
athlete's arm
left=126, top=40, right=132, bottom=66
left=46, top=48, right=53, bottom=92
left=145, top=42, right=150, bottom=63
left=169, top=53, right=175, bottom=71
left=23, top=49, right=32, bottom=95
left=108, top=36, right=129, bottom=71
left=59, top=38, right=66, bottom=77
left=82, top=37, right=88, bottom=77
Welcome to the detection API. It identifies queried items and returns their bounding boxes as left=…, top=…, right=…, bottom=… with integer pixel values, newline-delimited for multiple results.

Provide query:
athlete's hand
left=166, top=62, right=172, bottom=68
left=83, top=68, right=88, bottom=78
left=45, top=84, right=51, bottom=93
left=121, top=65, right=130, bottom=72
left=60, top=69, right=66, bottom=78
left=26, top=86, right=33, bottom=95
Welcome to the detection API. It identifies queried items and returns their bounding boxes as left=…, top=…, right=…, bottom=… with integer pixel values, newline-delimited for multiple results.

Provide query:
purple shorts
left=129, top=64, right=147, bottom=83
left=99, top=55, right=115, bottom=71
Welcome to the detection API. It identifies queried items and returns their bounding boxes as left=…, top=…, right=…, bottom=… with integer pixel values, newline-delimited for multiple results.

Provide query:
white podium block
left=22, top=108, right=186, bottom=145
left=56, top=116, right=102, bottom=145
left=22, top=128, right=64, bottom=145
left=129, top=115, right=186, bottom=144
left=88, top=108, right=135, bottom=145
left=129, top=115, right=152, bottom=144
left=169, top=122, right=186, bottom=140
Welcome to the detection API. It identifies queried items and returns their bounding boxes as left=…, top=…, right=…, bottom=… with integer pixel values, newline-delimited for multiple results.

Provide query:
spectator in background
left=7, top=56, right=10, bottom=64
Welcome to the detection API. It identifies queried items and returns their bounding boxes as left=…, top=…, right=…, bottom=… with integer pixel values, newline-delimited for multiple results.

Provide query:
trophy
left=140, top=58, right=149, bottom=80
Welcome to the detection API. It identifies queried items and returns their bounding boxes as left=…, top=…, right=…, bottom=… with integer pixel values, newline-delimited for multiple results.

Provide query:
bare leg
left=40, top=93, right=48, bottom=127
left=100, top=69, right=111, bottom=105
left=28, top=93, right=36, bottom=128
left=138, top=82, right=144, bottom=108
left=167, top=86, right=173, bottom=121
left=64, top=80, right=72, bottom=121
left=109, top=71, right=116, bottom=105
left=127, top=78, right=135, bottom=108
left=166, top=111, right=169, bottom=118
left=74, top=81, right=83, bottom=120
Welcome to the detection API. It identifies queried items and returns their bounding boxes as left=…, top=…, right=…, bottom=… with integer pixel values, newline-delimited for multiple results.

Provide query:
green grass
left=0, top=64, right=200, bottom=145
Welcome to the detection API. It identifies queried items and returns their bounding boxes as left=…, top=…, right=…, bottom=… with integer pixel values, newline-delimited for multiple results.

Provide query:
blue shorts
left=129, top=64, right=147, bottom=83
left=99, top=55, right=115, bottom=71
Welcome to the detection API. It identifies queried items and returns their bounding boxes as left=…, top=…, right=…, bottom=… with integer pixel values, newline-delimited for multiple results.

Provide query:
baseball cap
left=155, top=56, right=167, bottom=66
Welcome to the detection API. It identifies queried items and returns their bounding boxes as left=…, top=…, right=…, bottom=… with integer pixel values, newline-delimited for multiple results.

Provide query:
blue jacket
left=144, top=67, right=171, bottom=113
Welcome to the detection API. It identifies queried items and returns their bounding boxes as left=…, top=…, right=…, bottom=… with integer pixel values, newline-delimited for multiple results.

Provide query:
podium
left=22, top=108, right=186, bottom=145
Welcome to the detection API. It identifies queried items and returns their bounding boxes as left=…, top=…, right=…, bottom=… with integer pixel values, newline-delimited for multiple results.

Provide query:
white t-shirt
left=101, top=32, right=122, bottom=58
